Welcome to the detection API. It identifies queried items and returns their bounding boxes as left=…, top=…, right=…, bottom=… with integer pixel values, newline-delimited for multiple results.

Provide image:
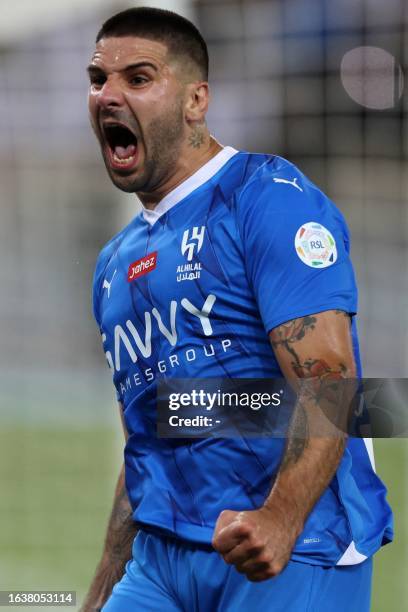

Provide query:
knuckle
left=257, top=553, right=272, bottom=565
left=265, top=568, right=278, bottom=579
left=237, top=526, right=252, bottom=541
left=250, top=540, right=264, bottom=553
left=269, top=562, right=284, bottom=576
left=220, top=509, right=236, bottom=522
left=245, top=532, right=259, bottom=545
left=241, top=526, right=258, bottom=543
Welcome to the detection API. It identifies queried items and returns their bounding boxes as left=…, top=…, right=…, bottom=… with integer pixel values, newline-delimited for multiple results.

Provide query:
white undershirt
left=141, top=146, right=239, bottom=226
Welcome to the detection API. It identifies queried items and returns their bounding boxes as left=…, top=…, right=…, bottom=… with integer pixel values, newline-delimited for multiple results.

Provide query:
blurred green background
left=0, top=426, right=405, bottom=611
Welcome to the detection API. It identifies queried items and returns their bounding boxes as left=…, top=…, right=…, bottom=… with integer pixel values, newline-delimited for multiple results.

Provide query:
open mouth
left=103, top=123, right=139, bottom=170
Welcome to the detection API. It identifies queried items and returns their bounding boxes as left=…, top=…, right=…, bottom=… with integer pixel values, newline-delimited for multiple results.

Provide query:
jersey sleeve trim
left=264, top=301, right=357, bottom=336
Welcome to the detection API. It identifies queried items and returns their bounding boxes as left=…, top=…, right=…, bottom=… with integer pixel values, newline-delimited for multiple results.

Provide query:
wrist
left=262, top=489, right=305, bottom=539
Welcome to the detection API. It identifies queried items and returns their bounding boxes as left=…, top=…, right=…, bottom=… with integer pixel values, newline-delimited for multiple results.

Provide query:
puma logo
left=273, top=177, right=304, bottom=192
left=103, top=269, right=117, bottom=298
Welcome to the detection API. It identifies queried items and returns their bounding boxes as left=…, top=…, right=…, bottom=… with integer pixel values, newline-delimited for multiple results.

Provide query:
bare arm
left=213, top=310, right=356, bottom=581
left=81, top=404, right=137, bottom=611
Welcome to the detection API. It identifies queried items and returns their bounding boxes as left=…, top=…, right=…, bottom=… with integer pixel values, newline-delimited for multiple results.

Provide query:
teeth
left=113, top=153, right=135, bottom=164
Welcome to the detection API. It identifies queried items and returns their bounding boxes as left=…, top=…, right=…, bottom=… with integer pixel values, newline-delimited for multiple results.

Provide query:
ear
left=184, top=82, right=210, bottom=122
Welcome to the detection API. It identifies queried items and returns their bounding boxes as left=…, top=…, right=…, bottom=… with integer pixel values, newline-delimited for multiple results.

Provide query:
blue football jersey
left=93, top=146, right=393, bottom=566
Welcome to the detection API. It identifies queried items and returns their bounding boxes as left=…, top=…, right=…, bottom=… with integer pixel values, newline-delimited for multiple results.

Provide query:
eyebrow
left=86, top=61, right=158, bottom=75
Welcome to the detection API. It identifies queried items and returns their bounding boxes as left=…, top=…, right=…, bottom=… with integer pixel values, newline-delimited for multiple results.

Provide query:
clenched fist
left=212, top=507, right=300, bottom=582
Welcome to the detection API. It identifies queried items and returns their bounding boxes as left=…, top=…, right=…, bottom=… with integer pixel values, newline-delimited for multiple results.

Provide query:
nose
left=95, top=77, right=124, bottom=110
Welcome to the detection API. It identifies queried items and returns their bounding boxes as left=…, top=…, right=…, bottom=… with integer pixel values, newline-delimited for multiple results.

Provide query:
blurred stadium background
left=0, top=0, right=406, bottom=609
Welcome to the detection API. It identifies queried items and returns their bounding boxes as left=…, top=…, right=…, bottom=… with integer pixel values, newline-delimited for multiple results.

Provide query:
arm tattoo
left=288, top=355, right=346, bottom=386
left=271, top=315, right=350, bottom=472
left=271, top=316, right=346, bottom=382
left=270, top=315, right=316, bottom=372
left=105, top=485, right=137, bottom=562
left=335, top=309, right=351, bottom=322
left=81, top=472, right=137, bottom=611
left=279, top=402, right=309, bottom=471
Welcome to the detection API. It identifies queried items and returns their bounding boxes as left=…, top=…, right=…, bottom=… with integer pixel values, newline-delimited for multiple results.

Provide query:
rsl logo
left=295, top=222, right=337, bottom=268
left=177, top=226, right=205, bottom=282
left=181, top=226, right=205, bottom=261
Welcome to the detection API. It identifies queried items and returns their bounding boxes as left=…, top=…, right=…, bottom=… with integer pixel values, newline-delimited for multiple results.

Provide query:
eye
left=129, top=75, right=149, bottom=86
left=89, top=74, right=106, bottom=88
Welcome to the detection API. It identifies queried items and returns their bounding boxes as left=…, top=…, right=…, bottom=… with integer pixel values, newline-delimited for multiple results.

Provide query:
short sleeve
left=92, top=234, right=121, bottom=328
left=92, top=246, right=122, bottom=402
left=92, top=252, right=106, bottom=331
left=236, top=158, right=358, bottom=334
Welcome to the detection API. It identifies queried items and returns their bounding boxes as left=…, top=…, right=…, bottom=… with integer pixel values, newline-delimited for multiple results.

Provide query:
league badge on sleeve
left=294, top=222, right=337, bottom=268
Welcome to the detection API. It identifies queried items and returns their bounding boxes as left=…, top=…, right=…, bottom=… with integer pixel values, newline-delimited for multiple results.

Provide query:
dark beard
left=108, top=99, right=185, bottom=195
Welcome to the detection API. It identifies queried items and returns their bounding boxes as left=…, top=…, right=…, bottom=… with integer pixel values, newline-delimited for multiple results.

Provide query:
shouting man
left=83, top=7, right=393, bottom=612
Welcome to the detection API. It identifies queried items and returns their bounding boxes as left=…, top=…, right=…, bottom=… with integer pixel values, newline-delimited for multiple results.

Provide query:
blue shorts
left=102, top=530, right=372, bottom=612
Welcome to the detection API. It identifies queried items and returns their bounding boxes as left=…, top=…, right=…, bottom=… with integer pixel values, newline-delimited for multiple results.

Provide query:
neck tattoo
left=189, top=127, right=205, bottom=149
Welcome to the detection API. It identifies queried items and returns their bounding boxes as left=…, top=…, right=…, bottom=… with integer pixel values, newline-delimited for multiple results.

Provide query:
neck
left=137, top=133, right=223, bottom=210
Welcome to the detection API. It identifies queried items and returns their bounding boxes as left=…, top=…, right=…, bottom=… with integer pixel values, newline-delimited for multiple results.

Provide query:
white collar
left=141, top=146, right=239, bottom=226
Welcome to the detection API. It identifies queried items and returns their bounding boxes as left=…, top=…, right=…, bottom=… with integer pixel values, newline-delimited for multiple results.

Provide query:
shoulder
left=234, top=155, right=349, bottom=234
left=215, top=150, right=273, bottom=203
left=93, top=225, right=126, bottom=289
left=235, top=155, right=320, bottom=207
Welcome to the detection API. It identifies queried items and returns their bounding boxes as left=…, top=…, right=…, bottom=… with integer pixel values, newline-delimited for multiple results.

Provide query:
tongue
left=114, top=144, right=136, bottom=159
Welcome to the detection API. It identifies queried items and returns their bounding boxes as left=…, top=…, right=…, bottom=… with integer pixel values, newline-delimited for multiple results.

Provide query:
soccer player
left=83, top=7, right=393, bottom=611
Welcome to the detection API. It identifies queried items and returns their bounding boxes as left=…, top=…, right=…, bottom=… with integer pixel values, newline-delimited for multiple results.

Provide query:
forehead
left=90, top=36, right=170, bottom=70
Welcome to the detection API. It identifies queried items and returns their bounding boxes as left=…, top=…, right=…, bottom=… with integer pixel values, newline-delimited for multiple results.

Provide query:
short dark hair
left=96, top=7, right=209, bottom=80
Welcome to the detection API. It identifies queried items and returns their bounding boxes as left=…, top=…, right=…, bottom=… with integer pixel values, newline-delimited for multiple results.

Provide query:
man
left=83, top=7, right=393, bottom=611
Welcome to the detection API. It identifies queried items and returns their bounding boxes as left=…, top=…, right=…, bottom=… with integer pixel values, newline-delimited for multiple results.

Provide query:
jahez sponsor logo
left=128, top=252, right=157, bottom=282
